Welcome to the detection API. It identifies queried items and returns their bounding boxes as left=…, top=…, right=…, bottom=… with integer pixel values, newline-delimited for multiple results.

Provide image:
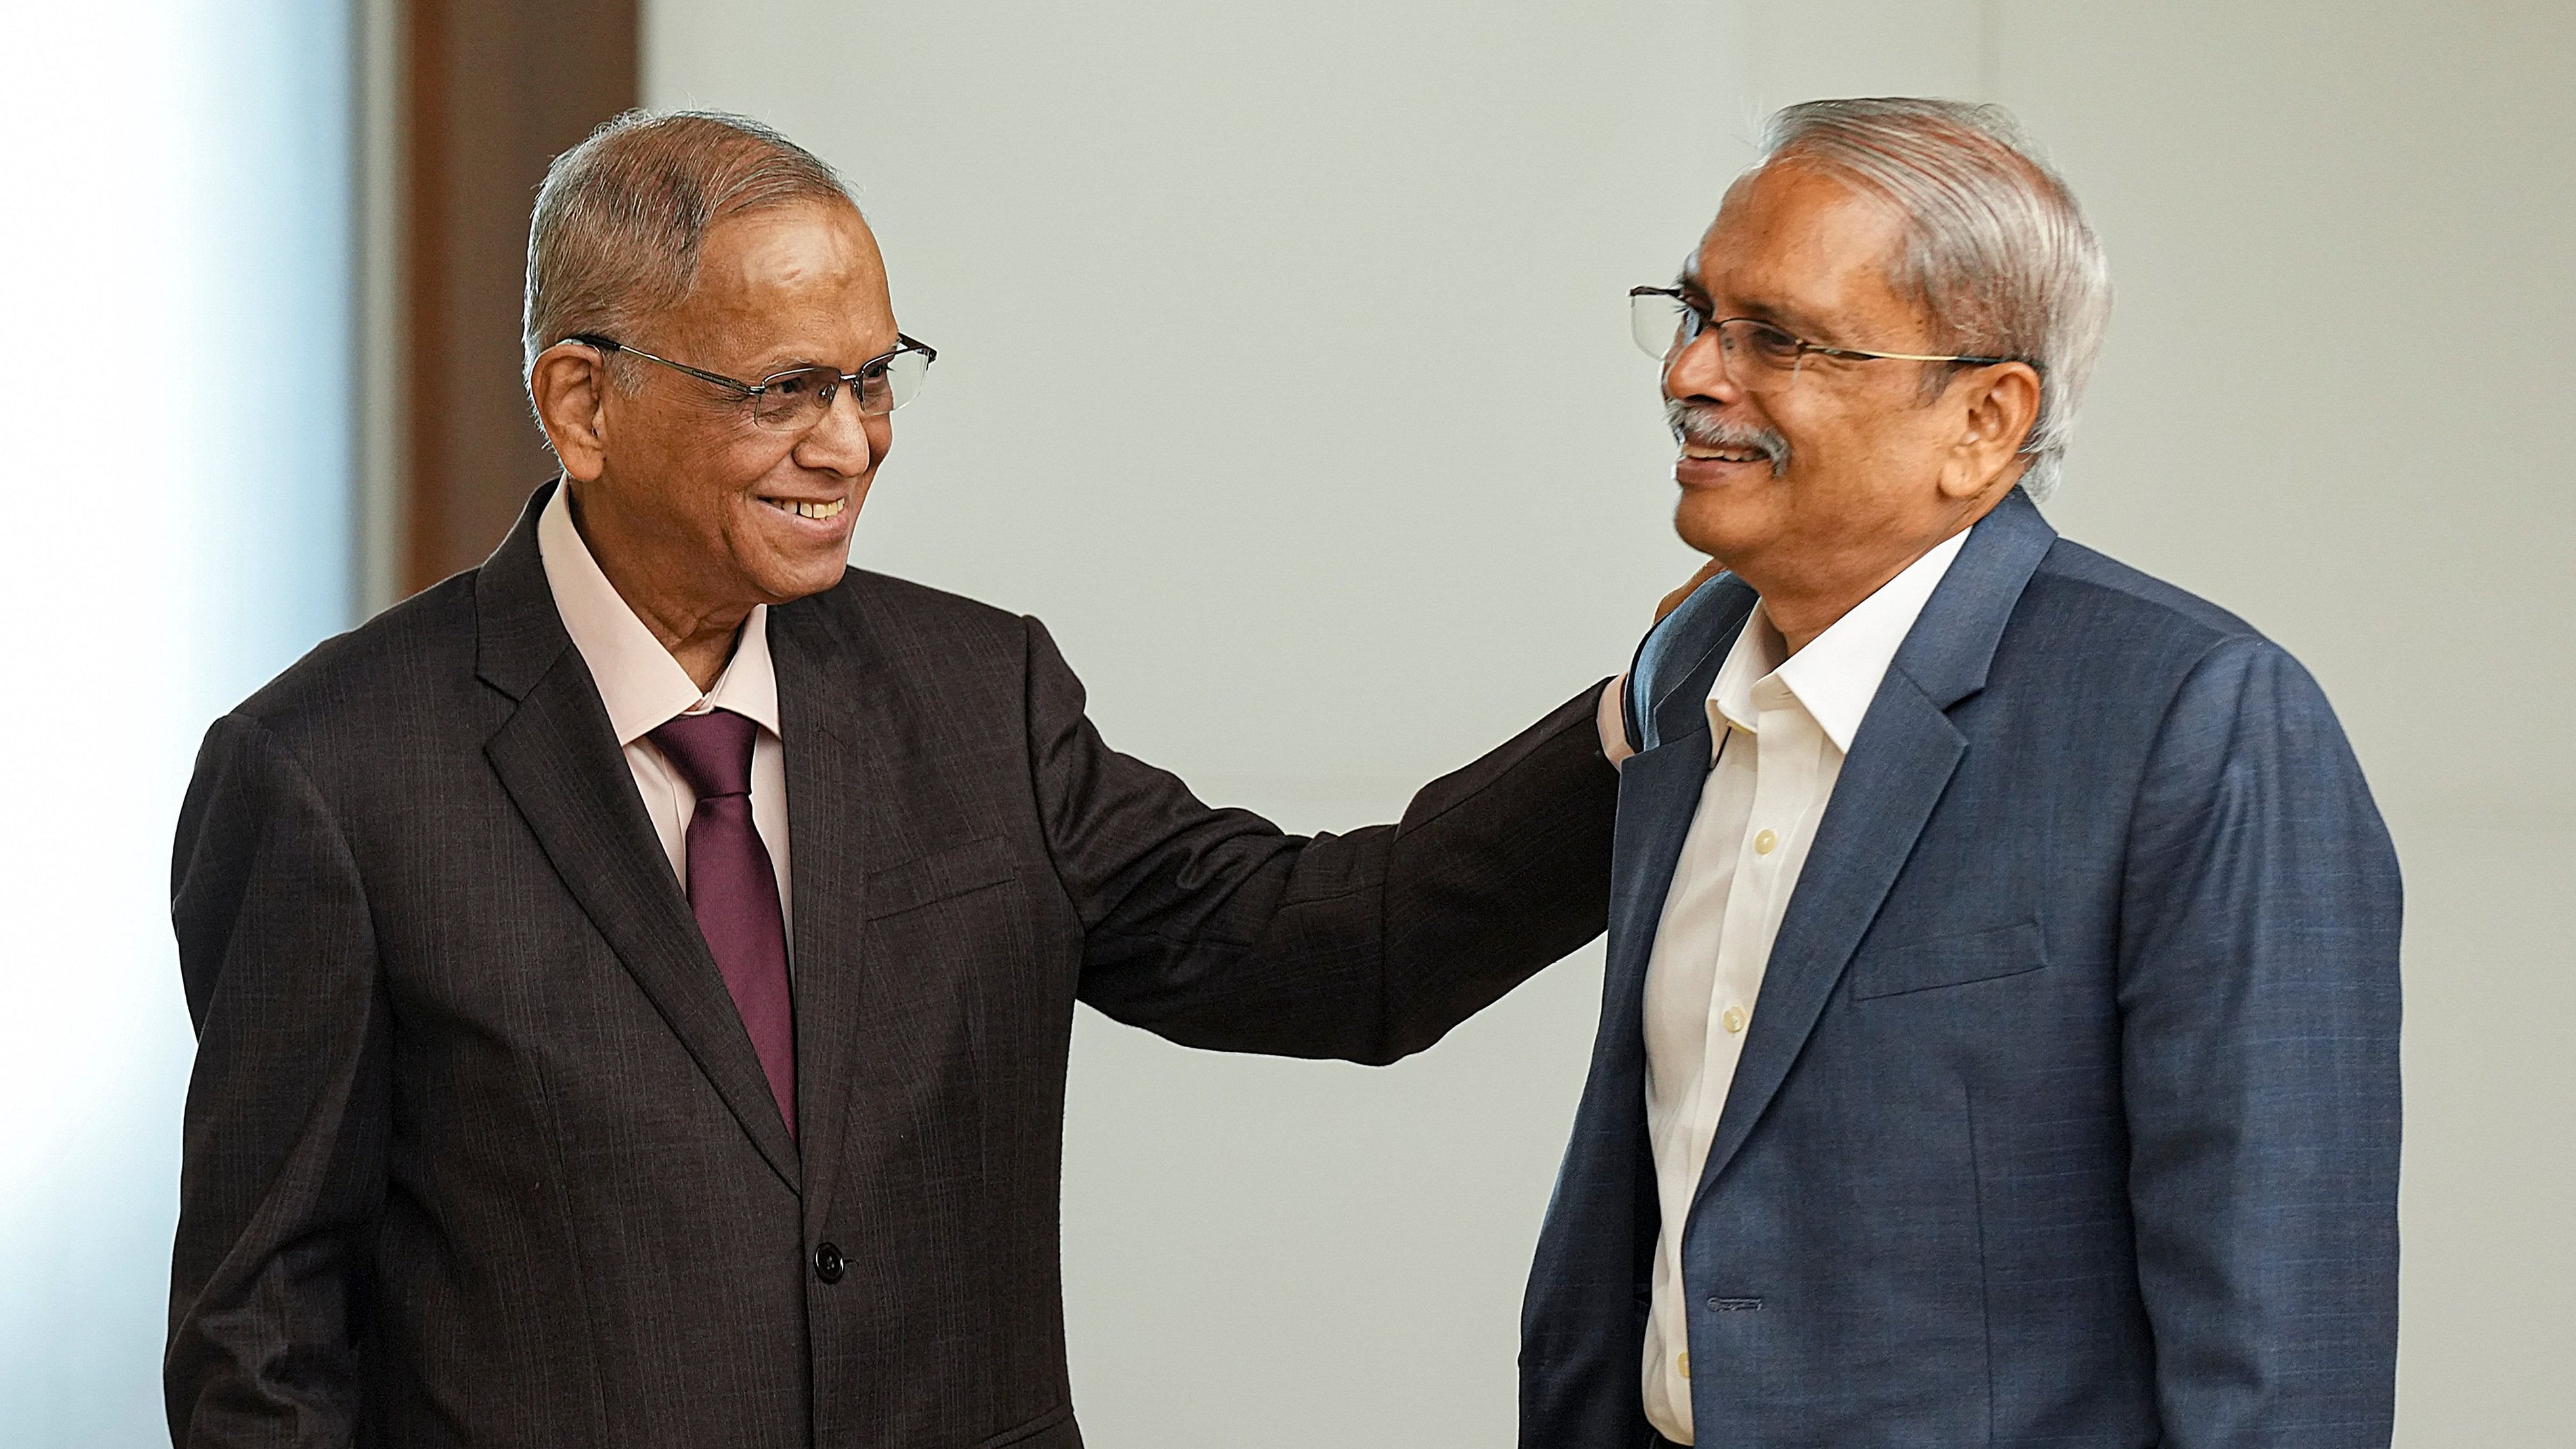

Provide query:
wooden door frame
left=358, top=0, right=640, bottom=610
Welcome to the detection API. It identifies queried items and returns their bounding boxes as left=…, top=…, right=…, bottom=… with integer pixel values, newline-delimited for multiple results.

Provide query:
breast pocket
left=865, top=835, right=1019, bottom=921
left=1850, top=917, right=2046, bottom=1001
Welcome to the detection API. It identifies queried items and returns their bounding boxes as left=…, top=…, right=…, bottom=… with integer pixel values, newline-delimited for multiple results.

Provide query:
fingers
left=1656, top=557, right=1726, bottom=623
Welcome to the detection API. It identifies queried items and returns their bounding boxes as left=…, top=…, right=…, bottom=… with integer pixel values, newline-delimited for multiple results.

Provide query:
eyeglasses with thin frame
left=1627, top=286, right=2030, bottom=393
left=565, top=332, right=937, bottom=429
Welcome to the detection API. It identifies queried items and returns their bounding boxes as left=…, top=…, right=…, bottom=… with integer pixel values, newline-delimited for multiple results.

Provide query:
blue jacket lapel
left=1603, top=577, right=1760, bottom=1037
left=1690, top=490, right=2057, bottom=1203
left=1605, top=742, right=1715, bottom=1035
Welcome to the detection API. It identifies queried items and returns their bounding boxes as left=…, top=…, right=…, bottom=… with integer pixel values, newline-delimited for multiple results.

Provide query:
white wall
left=1981, top=11, right=2576, bottom=1437
left=646, top=2, right=2576, bottom=1442
left=0, top=4, right=356, bottom=1443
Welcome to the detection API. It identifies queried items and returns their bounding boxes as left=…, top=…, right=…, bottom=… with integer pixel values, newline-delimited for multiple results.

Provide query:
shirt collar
left=537, top=482, right=780, bottom=746
left=1705, top=526, right=1971, bottom=755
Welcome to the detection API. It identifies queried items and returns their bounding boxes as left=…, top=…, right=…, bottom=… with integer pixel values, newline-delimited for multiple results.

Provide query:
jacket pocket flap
left=1851, top=917, right=2045, bottom=1000
left=978, top=1402, right=1075, bottom=1448
left=865, top=836, right=1017, bottom=920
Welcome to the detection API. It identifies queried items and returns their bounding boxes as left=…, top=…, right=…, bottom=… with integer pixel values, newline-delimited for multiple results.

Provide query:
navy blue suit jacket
left=1520, top=490, right=2401, bottom=1448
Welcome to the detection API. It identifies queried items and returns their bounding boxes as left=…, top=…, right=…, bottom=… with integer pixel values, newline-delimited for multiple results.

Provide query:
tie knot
left=649, top=707, right=760, bottom=799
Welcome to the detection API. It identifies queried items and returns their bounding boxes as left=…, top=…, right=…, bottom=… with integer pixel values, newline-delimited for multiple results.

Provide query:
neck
left=1742, top=522, right=1969, bottom=657
left=1741, top=484, right=2012, bottom=654
left=650, top=613, right=751, bottom=695
left=1754, top=556, right=1916, bottom=657
left=567, top=486, right=754, bottom=691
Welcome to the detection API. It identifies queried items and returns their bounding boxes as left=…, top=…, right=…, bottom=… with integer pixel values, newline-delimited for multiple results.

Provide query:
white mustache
left=1666, top=400, right=1792, bottom=478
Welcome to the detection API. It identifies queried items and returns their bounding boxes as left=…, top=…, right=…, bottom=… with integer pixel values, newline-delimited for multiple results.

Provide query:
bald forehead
left=701, top=199, right=881, bottom=288
left=1684, top=163, right=1916, bottom=341
left=676, top=199, right=897, bottom=368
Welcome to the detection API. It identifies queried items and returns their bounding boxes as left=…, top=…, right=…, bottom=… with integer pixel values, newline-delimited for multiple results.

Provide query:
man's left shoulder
left=793, top=566, right=1031, bottom=666
left=2007, top=537, right=2342, bottom=729
left=2020, top=538, right=2267, bottom=653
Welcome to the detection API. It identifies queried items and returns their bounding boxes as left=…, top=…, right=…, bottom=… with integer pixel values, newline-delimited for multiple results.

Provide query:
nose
left=1663, top=324, right=1741, bottom=406
left=793, top=380, right=879, bottom=477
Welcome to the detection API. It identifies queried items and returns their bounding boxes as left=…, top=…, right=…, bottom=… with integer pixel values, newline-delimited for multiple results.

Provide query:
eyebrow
left=755, top=335, right=905, bottom=377
left=1679, top=272, right=1841, bottom=346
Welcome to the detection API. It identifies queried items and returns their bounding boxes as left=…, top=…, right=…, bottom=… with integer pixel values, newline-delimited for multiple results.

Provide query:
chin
left=733, top=536, right=852, bottom=604
left=735, top=498, right=864, bottom=603
left=763, top=555, right=852, bottom=604
left=1672, top=489, right=1768, bottom=563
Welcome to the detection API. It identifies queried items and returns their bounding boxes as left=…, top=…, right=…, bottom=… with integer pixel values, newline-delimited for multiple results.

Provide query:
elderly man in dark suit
left=1520, top=100, right=2402, bottom=1446
left=166, top=110, right=1620, bottom=1448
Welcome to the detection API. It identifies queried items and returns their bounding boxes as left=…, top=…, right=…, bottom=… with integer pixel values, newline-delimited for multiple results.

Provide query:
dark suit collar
left=762, top=590, right=1018, bottom=1226
left=762, top=595, right=875, bottom=1219
left=470, top=485, right=980, bottom=1217
left=474, top=479, right=802, bottom=1192
left=473, top=480, right=573, bottom=703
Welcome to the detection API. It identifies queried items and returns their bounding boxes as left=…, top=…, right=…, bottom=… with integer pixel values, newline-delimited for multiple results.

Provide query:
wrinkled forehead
left=1682, top=163, right=1913, bottom=333
left=680, top=199, right=898, bottom=360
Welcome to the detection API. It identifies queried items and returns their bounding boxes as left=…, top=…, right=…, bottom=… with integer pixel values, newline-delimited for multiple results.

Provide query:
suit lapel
left=766, top=599, right=879, bottom=1222
left=1604, top=737, right=1717, bottom=1043
left=1689, top=678, right=1965, bottom=1200
left=475, top=483, right=800, bottom=1194
left=1691, top=489, right=2059, bottom=1202
left=1596, top=579, right=1757, bottom=1135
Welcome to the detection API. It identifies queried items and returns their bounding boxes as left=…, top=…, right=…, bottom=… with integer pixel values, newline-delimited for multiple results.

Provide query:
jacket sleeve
left=1022, top=616, right=1619, bottom=1065
left=166, top=713, right=390, bottom=1448
left=2118, top=638, right=2403, bottom=1448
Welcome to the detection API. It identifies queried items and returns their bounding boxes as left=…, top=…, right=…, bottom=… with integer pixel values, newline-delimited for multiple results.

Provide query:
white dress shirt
left=537, top=483, right=795, bottom=943
left=1605, top=531, right=1967, bottom=1443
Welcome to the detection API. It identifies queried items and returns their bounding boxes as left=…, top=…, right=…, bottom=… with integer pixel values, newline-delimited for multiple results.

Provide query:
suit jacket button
left=812, top=1242, right=845, bottom=1284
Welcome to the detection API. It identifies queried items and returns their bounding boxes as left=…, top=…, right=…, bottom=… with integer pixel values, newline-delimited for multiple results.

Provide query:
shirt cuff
left=1598, top=673, right=1634, bottom=770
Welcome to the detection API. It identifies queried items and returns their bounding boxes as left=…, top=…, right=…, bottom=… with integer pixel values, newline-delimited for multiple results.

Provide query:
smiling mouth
left=761, top=497, right=846, bottom=520
left=1665, top=400, right=1790, bottom=476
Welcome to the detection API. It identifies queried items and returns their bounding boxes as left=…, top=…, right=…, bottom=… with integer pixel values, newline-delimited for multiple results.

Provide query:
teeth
left=774, top=498, right=845, bottom=519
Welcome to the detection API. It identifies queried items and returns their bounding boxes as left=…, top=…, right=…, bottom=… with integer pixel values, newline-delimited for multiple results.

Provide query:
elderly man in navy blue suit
left=1521, top=98, right=2401, bottom=1447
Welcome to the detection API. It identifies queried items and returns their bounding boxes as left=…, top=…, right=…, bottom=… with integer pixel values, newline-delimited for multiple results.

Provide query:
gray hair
left=522, top=109, right=856, bottom=389
left=1751, top=98, right=2111, bottom=500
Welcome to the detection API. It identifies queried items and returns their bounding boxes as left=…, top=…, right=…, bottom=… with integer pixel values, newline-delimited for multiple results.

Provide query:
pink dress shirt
left=536, top=483, right=796, bottom=948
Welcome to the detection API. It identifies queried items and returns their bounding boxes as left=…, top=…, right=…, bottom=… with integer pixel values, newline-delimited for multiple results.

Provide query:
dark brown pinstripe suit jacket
left=167, top=482, right=1618, bottom=1448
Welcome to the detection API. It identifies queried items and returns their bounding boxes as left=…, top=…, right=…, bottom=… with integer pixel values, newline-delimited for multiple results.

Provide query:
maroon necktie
left=649, top=708, right=796, bottom=1138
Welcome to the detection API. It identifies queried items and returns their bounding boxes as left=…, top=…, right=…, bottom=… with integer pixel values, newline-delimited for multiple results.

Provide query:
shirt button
left=1754, top=828, right=1778, bottom=855
left=1722, top=1006, right=1749, bottom=1034
left=812, top=1242, right=846, bottom=1284
left=1678, top=1350, right=1691, bottom=1378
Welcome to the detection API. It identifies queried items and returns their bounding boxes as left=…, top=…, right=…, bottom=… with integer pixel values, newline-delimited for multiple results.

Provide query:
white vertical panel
left=0, top=4, right=353, bottom=1441
left=357, top=0, right=409, bottom=619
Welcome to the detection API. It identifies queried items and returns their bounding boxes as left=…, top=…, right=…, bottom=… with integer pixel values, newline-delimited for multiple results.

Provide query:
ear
left=1939, top=360, right=2043, bottom=500
left=529, top=341, right=615, bottom=482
